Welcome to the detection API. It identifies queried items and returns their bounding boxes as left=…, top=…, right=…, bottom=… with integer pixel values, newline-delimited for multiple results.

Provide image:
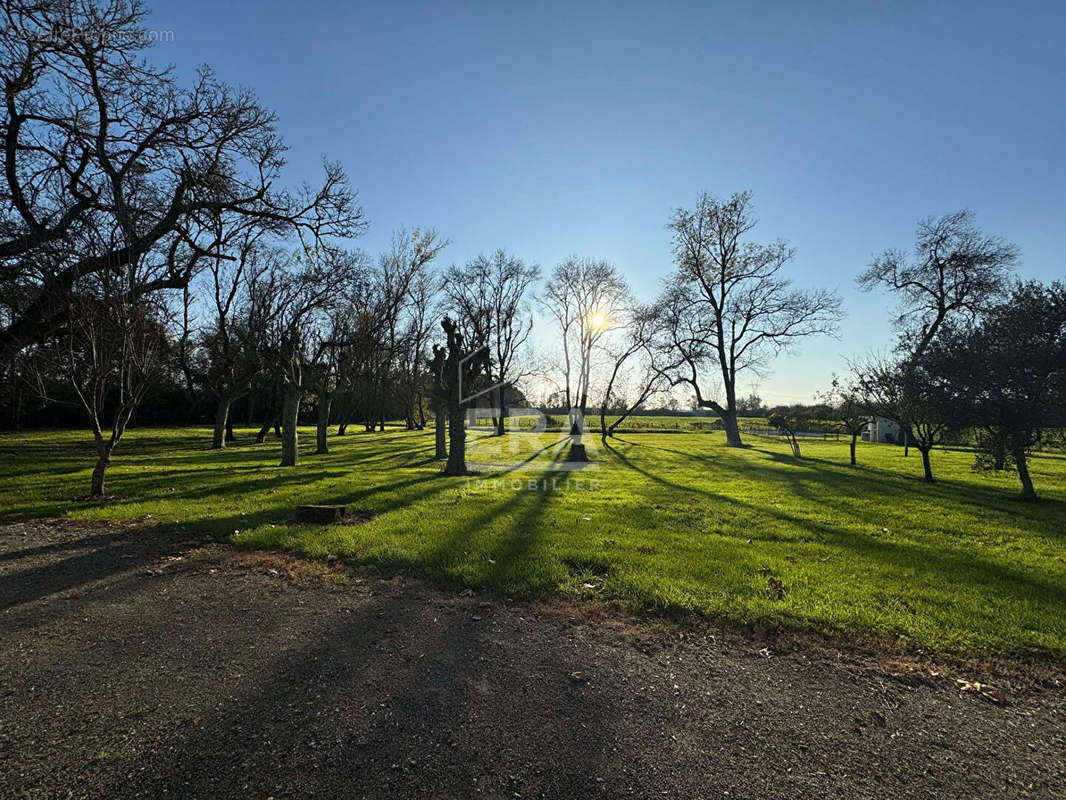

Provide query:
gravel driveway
left=1, top=520, right=1064, bottom=799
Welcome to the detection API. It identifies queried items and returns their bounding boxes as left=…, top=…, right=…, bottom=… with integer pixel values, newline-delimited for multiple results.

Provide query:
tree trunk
left=90, top=446, right=112, bottom=497
left=279, top=389, right=300, bottom=467
left=434, top=404, right=447, bottom=460
left=211, top=396, right=232, bottom=450
left=443, top=404, right=467, bottom=475
left=225, top=414, right=236, bottom=443
left=1013, top=443, right=1037, bottom=501
left=315, top=395, right=332, bottom=454
left=338, top=421, right=348, bottom=436
left=987, top=428, right=1008, bottom=471
left=494, top=386, right=506, bottom=437
left=919, top=447, right=934, bottom=483
left=849, top=434, right=857, bottom=466
left=722, top=409, right=743, bottom=447
left=566, top=409, right=589, bottom=462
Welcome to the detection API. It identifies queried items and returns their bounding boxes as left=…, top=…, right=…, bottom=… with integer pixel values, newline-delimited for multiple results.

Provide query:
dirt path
left=1, top=520, right=1064, bottom=799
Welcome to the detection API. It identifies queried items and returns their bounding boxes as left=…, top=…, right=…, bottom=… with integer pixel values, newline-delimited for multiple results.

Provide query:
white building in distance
left=863, top=417, right=902, bottom=444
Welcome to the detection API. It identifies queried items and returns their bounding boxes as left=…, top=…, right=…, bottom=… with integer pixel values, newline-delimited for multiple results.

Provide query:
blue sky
left=153, top=0, right=1065, bottom=403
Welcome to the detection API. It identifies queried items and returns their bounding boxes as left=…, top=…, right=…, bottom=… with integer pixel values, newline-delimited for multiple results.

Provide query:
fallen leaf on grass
left=767, top=577, right=786, bottom=599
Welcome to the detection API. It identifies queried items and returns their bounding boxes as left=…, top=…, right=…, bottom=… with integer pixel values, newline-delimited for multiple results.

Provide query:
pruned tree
left=663, top=191, right=842, bottom=447
left=253, top=247, right=360, bottom=467
left=444, top=250, right=539, bottom=436
left=0, top=0, right=363, bottom=366
left=431, top=315, right=489, bottom=476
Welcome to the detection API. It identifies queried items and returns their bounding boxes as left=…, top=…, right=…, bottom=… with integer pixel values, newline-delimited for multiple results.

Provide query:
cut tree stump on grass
left=293, top=505, right=353, bottom=524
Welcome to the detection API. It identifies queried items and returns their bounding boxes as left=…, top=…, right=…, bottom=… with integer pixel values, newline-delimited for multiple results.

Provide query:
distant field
left=1, top=426, right=1064, bottom=660
left=476, top=413, right=751, bottom=433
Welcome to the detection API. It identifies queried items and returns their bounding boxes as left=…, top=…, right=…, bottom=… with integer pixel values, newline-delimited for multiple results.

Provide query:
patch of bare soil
left=1, top=520, right=1064, bottom=799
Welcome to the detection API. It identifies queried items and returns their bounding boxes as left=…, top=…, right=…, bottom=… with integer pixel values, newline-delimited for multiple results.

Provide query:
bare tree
left=858, top=210, right=1018, bottom=360
left=194, top=229, right=273, bottom=449
left=396, top=270, right=438, bottom=431
left=542, top=257, right=629, bottom=436
left=856, top=210, right=1017, bottom=456
left=307, top=310, right=355, bottom=455
left=253, top=247, right=360, bottom=467
left=28, top=266, right=165, bottom=497
left=360, top=229, right=447, bottom=432
left=598, top=302, right=675, bottom=439
left=0, top=0, right=363, bottom=366
left=444, top=250, right=539, bottom=436
left=664, top=191, right=842, bottom=446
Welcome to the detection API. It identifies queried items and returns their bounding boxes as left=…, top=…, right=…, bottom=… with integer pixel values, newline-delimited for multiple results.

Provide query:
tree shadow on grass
left=635, top=437, right=1066, bottom=531
left=602, top=437, right=1066, bottom=643
left=0, top=467, right=456, bottom=615
left=350, top=445, right=571, bottom=594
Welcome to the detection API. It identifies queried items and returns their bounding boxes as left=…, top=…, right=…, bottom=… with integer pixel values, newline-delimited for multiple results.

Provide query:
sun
left=590, top=311, right=607, bottom=330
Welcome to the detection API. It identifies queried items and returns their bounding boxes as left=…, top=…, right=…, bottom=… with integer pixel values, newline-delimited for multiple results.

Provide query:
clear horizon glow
left=153, top=0, right=1065, bottom=403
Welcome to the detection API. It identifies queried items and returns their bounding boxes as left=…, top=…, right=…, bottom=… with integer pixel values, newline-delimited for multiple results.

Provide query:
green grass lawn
left=2, top=425, right=1065, bottom=660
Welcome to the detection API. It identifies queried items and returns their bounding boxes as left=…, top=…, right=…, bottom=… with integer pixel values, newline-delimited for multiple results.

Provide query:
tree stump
left=293, top=504, right=350, bottom=524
